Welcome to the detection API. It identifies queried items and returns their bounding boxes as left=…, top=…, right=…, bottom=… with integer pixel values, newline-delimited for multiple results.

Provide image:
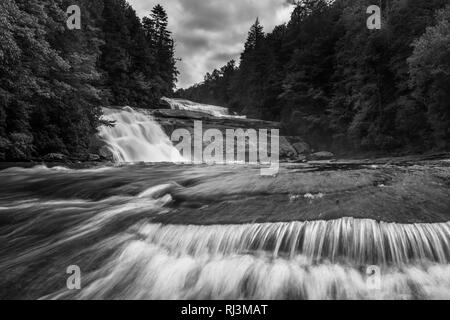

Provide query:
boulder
left=158, top=98, right=172, bottom=109
left=88, top=154, right=101, bottom=162
left=310, top=151, right=335, bottom=161
left=295, top=155, right=307, bottom=162
left=293, top=142, right=311, bottom=155
left=279, top=137, right=299, bottom=160
left=286, top=155, right=307, bottom=163
left=98, top=146, right=115, bottom=161
left=44, top=153, right=66, bottom=162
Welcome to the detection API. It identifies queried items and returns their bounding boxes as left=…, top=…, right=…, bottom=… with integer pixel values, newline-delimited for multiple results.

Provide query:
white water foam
left=162, top=97, right=246, bottom=119
left=99, top=107, right=184, bottom=163
left=43, top=217, right=450, bottom=300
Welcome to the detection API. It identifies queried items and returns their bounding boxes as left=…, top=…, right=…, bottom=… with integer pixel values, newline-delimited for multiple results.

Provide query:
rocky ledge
left=85, top=105, right=335, bottom=163
left=147, top=108, right=333, bottom=162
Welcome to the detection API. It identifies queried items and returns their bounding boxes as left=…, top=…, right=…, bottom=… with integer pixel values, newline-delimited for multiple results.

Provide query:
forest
left=0, top=0, right=177, bottom=160
left=176, top=0, right=450, bottom=155
left=1, top=0, right=449, bottom=160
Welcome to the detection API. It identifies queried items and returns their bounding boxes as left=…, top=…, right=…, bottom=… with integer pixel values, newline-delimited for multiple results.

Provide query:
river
left=0, top=102, right=449, bottom=300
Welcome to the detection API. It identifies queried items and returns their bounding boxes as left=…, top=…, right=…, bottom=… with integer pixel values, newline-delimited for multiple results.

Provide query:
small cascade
left=98, top=107, right=184, bottom=163
left=162, top=97, right=246, bottom=119
left=1, top=153, right=450, bottom=299
left=44, top=218, right=450, bottom=300
left=139, top=218, right=450, bottom=265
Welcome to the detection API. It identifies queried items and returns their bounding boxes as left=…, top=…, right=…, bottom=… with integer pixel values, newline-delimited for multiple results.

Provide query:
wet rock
left=44, top=153, right=66, bottom=161
left=310, top=151, right=335, bottom=161
left=158, top=98, right=172, bottom=109
left=98, top=146, right=114, bottom=161
left=293, top=142, right=311, bottom=155
left=88, top=154, right=101, bottom=162
left=293, top=155, right=307, bottom=163
left=279, top=137, right=298, bottom=160
left=149, top=109, right=280, bottom=137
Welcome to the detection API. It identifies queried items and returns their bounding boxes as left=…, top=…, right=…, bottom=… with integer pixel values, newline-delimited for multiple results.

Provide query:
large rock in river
left=98, top=146, right=114, bottom=161
left=44, top=153, right=66, bottom=161
left=293, top=142, right=311, bottom=155
left=310, top=151, right=335, bottom=161
left=279, top=137, right=299, bottom=160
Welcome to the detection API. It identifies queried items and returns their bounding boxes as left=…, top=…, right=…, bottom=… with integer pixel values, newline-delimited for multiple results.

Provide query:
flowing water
left=0, top=106, right=450, bottom=300
left=98, top=107, right=184, bottom=163
left=162, top=97, right=246, bottom=119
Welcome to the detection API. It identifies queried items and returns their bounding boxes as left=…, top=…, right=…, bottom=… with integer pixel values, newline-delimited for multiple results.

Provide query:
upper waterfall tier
left=162, top=97, right=246, bottom=119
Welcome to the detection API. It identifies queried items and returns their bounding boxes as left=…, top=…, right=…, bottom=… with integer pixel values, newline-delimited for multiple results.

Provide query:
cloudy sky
left=128, top=0, right=296, bottom=88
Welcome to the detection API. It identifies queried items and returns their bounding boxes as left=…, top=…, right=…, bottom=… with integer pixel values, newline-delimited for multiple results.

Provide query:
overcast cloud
left=128, top=0, right=295, bottom=88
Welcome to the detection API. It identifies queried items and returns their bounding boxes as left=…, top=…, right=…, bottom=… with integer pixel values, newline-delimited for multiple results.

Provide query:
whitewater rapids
left=1, top=105, right=450, bottom=300
left=162, top=97, right=246, bottom=119
left=0, top=163, right=450, bottom=300
left=98, top=107, right=184, bottom=163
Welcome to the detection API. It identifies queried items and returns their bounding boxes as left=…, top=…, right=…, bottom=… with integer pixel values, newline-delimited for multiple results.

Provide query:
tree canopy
left=177, top=0, right=450, bottom=154
left=0, top=0, right=177, bottom=160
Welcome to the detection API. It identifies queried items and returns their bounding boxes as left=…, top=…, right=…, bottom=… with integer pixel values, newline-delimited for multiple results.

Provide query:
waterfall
left=1, top=160, right=450, bottom=299
left=139, top=218, right=450, bottom=266
left=162, top=97, right=246, bottom=119
left=42, top=217, right=450, bottom=300
left=98, top=107, right=184, bottom=163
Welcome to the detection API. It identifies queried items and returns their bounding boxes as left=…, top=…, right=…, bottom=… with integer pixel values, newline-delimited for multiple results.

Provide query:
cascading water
left=98, top=107, right=184, bottom=163
left=41, top=217, right=450, bottom=300
left=137, top=219, right=450, bottom=266
left=162, top=97, right=246, bottom=119
left=0, top=104, right=449, bottom=299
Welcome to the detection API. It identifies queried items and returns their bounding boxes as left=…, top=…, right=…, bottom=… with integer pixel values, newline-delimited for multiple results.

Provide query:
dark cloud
left=210, top=52, right=239, bottom=64
left=128, top=0, right=295, bottom=88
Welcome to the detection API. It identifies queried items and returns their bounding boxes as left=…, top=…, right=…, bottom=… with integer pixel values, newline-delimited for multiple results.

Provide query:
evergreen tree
left=143, top=4, right=178, bottom=96
left=231, top=18, right=268, bottom=118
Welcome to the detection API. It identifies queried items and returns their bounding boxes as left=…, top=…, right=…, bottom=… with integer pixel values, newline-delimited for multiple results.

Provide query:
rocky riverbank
left=147, top=107, right=333, bottom=163
left=80, top=104, right=329, bottom=164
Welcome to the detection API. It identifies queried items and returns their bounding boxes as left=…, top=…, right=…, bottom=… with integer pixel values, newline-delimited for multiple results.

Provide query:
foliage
left=0, top=1, right=177, bottom=160
left=177, top=0, right=450, bottom=154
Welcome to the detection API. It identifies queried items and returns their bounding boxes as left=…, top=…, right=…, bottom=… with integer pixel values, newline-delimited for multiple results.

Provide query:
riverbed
left=1, top=161, right=449, bottom=299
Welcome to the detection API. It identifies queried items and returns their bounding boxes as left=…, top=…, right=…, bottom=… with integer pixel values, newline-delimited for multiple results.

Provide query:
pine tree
left=244, top=18, right=264, bottom=51
left=231, top=18, right=267, bottom=118
left=143, top=5, right=178, bottom=97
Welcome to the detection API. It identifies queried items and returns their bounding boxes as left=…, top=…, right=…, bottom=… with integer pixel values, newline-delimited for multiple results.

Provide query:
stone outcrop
left=279, top=137, right=300, bottom=161
left=98, top=146, right=114, bottom=161
left=149, top=109, right=280, bottom=134
left=310, top=151, right=336, bottom=161
left=148, top=108, right=309, bottom=162
left=293, top=142, right=311, bottom=155
left=88, top=105, right=314, bottom=163
left=43, top=153, right=66, bottom=161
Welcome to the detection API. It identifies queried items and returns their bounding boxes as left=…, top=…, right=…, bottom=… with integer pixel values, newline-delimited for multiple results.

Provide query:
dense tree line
left=177, top=0, right=450, bottom=154
left=0, top=0, right=177, bottom=160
